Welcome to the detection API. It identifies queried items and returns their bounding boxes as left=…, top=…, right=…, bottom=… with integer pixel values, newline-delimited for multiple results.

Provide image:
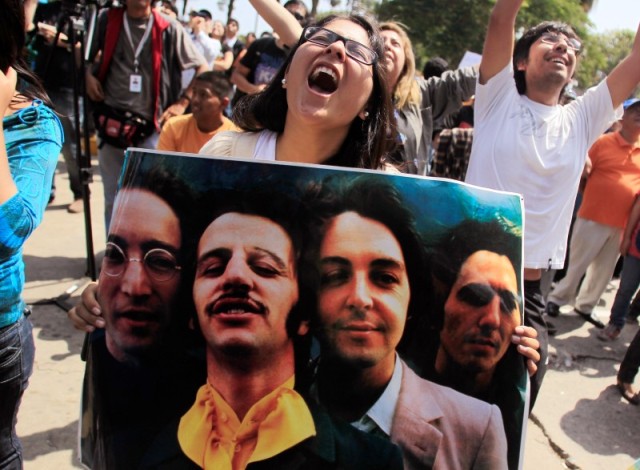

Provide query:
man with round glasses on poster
left=97, top=180, right=187, bottom=365
left=81, top=169, right=204, bottom=469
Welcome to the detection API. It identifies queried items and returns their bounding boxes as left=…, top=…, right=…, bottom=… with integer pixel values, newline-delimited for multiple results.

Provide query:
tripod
left=33, top=2, right=99, bottom=313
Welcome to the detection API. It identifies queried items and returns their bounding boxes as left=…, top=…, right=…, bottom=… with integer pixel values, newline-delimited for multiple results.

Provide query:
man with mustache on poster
left=142, top=191, right=403, bottom=469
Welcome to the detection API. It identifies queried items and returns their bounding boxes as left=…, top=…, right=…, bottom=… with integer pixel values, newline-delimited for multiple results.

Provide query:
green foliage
left=516, top=0, right=590, bottom=38
left=376, top=0, right=492, bottom=67
left=577, top=29, right=636, bottom=91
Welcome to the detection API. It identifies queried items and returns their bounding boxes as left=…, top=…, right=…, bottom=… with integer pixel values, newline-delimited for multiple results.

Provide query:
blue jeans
left=609, top=255, right=640, bottom=329
left=0, top=313, right=35, bottom=469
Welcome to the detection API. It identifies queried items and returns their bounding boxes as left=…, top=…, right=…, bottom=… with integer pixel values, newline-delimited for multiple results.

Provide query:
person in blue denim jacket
left=0, top=1, right=63, bottom=467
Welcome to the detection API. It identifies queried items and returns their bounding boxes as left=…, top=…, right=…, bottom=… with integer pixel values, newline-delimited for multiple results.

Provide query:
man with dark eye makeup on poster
left=415, top=219, right=527, bottom=469
left=436, top=246, right=521, bottom=397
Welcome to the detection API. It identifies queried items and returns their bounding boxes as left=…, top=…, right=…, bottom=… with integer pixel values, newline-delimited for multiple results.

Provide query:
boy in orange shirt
left=158, top=71, right=238, bottom=154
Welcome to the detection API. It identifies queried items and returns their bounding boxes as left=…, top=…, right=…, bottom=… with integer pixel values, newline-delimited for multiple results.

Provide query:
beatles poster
left=80, top=149, right=526, bottom=470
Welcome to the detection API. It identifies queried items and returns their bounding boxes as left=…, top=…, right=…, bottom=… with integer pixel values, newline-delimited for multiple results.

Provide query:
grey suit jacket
left=390, top=360, right=508, bottom=470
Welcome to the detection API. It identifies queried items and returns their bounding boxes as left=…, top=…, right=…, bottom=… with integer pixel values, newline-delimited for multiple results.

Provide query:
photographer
left=85, top=0, right=207, bottom=231
left=29, top=0, right=85, bottom=213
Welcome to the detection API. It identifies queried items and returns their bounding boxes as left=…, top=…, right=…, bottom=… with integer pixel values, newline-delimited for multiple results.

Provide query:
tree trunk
left=227, top=0, right=236, bottom=23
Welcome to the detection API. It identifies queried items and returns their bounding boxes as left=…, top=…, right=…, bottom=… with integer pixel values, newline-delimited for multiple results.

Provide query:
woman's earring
left=364, top=111, right=370, bottom=118
left=281, top=78, right=287, bottom=88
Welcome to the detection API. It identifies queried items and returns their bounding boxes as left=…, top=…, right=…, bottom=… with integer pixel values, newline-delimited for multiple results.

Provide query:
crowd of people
left=1, top=0, right=639, bottom=468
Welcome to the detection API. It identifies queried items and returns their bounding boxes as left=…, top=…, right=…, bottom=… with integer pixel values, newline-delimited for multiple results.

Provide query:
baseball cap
left=623, top=98, right=640, bottom=110
left=194, top=9, right=212, bottom=20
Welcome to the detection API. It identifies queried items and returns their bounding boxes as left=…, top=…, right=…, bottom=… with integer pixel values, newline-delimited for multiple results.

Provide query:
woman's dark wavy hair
left=1, top=0, right=52, bottom=106
left=300, top=175, right=429, bottom=351
left=233, top=14, right=396, bottom=170
left=513, top=21, right=580, bottom=96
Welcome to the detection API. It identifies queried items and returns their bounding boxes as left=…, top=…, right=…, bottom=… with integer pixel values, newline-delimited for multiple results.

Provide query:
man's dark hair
left=431, top=219, right=521, bottom=291
left=162, top=0, right=179, bottom=16
left=227, top=18, right=239, bottom=27
left=118, top=164, right=197, bottom=261
left=195, top=9, right=212, bottom=20
left=284, top=0, right=308, bottom=14
left=198, top=188, right=306, bottom=266
left=513, top=21, right=580, bottom=96
left=195, top=71, right=233, bottom=99
left=284, top=0, right=309, bottom=26
left=422, top=57, right=449, bottom=80
left=232, top=14, right=396, bottom=170
left=302, top=175, right=428, bottom=339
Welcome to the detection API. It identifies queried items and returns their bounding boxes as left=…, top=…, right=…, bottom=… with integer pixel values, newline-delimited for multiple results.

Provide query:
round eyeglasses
left=302, top=26, right=377, bottom=65
left=539, top=32, right=581, bottom=54
left=102, top=242, right=182, bottom=282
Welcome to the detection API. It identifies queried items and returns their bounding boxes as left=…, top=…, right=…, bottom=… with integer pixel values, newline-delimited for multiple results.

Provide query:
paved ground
left=16, top=153, right=640, bottom=469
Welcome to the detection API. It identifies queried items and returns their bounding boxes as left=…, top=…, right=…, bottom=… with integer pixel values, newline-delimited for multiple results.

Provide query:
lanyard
left=122, top=14, right=154, bottom=73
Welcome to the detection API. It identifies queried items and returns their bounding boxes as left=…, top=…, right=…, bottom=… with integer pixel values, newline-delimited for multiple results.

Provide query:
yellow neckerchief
left=178, top=375, right=316, bottom=469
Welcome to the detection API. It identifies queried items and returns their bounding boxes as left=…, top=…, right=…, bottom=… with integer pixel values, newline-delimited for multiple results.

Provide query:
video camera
left=59, top=0, right=115, bottom=17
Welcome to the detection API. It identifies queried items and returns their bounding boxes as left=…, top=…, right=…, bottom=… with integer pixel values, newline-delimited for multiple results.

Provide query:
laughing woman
left=199, top=14, right=395, bottom=169
left=0, top=0, right=63, bottom=467
left=244, top=0, right=476, bottom=173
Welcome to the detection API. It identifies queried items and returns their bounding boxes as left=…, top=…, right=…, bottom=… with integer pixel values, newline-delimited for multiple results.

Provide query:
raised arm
left=231, top=63, right=266, bottom=95
left=23, top=0, right=38, bottom=32
left=479, top=0, right=524, bottom=84
left=249, top=0, right=302, bottom=48
left=606, top=23, right=640, bottom=109
left=213, top=49, right=234, bottom=72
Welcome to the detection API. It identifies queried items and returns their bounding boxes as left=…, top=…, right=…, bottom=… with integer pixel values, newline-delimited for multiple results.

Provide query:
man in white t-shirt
left=465, top=0, right=640, bottom=403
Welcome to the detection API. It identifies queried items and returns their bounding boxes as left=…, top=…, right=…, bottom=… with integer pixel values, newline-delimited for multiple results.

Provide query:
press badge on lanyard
left=123, top=14, right=153, bottom=94
left=130, top=74, right=142, bottom=93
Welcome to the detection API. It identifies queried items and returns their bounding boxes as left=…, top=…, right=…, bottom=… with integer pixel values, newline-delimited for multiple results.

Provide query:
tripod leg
left=70, top=18, right=97, bottom=281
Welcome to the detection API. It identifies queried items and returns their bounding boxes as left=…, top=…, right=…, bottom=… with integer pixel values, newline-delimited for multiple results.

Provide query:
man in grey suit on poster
left=305, top=177, right=509, bottom=469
